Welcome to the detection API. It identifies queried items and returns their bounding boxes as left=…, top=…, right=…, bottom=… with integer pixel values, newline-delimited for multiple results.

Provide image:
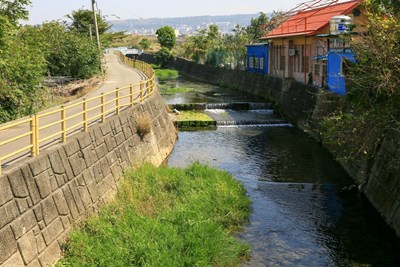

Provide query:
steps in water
left=171, top=102, right=291, bottom=129
left=170, top=102, right=273, bottom=111
left=216, top=119, right=290, bottom=126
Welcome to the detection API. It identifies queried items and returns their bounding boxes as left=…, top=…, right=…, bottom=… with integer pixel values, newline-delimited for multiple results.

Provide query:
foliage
left=154, top=68, right=179, bottom=79
left=0, top=9, right=48, bottom=122
left=177, top=111, right=214, bottom=122
left=57, top=163, right=251, bottom=267
left=139, top=38, right=151, bottom=50
left=178, top=12, right=278, bottom=68
left=246, top=12, right=269, bottom=43
left=0, top=0, right=31, bottom=24
left=67, top=9, right=111, bottom=36
left=320, top=1, right=400, bottom=162
left=156, top=26, right=176, bottom=50
left=155, top=47, right=173, bottom=68
left=160, top=87, right=193, bottom=95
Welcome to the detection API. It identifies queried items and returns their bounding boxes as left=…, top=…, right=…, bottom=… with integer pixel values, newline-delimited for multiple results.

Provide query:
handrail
left=0, top=52, right=155, bottom=175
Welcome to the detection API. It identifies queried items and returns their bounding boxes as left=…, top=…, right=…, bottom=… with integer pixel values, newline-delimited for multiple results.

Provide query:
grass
left=177, top=111, right=214, bottom=122
left=57, top=163, right=251, bottom=267
left=151, top=64, right=180, bottom=79
left=161, top=87, right=194, bottom=95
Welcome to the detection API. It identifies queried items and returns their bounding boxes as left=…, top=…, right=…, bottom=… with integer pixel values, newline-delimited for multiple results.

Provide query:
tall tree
left=156, top=26, right=176, bottom=50
left=246, top=12, right=269, bottom=43
left=67, top=9, right=110, bottom=36
left=0, top=0, right=31, bottom=24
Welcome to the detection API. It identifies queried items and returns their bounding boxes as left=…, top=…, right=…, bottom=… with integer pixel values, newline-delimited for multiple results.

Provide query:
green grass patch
left=58, top=163, right=251, bottom=267
left=177, top=111, right=214, bottom=122
left=161, top=87, right=194, bottom=95
left=155, top=68, right=179, bottom=79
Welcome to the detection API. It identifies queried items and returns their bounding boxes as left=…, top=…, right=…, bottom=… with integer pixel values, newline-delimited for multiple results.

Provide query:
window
left=249, top=56, right=254, bottom=68
left=303, top=56, right=310, bottom=73
left=260, top=57, right=264, bottom=70
left=255, top=57, right=260, bottom=69
left=280, top=55, right=285, bottom=70
left=293, top=46, right=301, bottom=73
left=279, top=46, right=286, bottom=70
left=314, top=63, right=320, bottom=76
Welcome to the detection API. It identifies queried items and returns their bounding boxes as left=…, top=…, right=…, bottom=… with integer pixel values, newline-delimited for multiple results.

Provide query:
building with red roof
left=246, top=0, right=366, bottom=94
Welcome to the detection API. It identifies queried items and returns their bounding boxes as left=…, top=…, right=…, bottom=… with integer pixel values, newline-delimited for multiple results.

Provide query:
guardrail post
left=83, top=98, right=88, bottom=132
left=101, top=93, right=105, bottom=123
left=34, top=114, right=39, bottom=156
left=140, top=81, right=144, bottom=102
left=151, top=76, right=155, bottom=94
left=61, top=106, right=67, bottom=142
left=30, top=114, right=37, bottom=157
left=116, top=88, right=120, bottom=115
left=130, top=84, right=134, bottom=107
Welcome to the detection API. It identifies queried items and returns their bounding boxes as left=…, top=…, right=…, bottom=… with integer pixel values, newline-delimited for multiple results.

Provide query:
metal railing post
left=140, top=81, right=144, bottom=102
left=101, top=93, right=106, bottom=123
left=116, top=88, right=120, bottom=115
left=34, top=114, right=39, bottom=156
left=130, top=84, right=134, bottom=106
left=83, top=98, right=88, bottom=132
left=61, top=106, right=67, bottom=142
left=30, top=114, right=37, bottom=157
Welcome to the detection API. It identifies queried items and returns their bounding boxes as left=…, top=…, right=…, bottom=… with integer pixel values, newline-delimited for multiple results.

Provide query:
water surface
left=167, top=126, right=400, bottom=266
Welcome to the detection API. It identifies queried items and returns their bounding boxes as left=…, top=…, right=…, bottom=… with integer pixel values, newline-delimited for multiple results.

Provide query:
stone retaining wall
left=0, top=92, right=177, bottom=267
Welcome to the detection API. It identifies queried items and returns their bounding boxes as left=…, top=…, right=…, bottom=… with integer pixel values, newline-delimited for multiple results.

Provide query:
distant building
left=247, top=0, right=366, bottom=95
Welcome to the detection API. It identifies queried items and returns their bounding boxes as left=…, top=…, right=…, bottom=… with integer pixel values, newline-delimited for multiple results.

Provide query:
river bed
left=162, top=76, right=400, bottom=266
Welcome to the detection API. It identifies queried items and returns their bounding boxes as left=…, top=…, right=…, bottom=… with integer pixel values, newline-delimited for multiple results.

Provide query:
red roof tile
left=265, top=1, right=359, bottom=39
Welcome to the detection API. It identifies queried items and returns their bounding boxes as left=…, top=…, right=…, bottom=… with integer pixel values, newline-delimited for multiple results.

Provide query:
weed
left=135, top=113, right=152, bottom=140
left=57, top=163, right=251, bottom=267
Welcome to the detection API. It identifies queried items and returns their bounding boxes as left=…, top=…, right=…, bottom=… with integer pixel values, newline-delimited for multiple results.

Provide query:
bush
left=155, top=47, right=173, bottom=68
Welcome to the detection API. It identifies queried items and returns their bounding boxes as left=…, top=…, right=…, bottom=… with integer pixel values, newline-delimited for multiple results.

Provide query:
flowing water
left=162, top=76, right=400, bottom=266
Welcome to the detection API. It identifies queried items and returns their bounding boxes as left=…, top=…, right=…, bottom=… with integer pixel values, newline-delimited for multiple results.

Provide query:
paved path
left=0, top=51, right=146, bottom=172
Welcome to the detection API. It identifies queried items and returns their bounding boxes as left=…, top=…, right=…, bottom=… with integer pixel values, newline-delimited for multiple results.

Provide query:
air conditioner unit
left=289, top=49, right=299, bottom=56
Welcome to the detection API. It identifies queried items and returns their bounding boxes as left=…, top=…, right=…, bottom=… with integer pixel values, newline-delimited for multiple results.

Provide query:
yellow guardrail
left=0, top=52, right=155, bottom=175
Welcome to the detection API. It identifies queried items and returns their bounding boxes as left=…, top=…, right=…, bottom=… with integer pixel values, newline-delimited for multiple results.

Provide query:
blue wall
left=247, top=44, right=269, bottom=74
left=327, top=51, right=356, bottom=95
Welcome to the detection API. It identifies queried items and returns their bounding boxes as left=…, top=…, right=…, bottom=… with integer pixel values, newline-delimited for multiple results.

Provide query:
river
left=160, top=76, right=400, bottom=266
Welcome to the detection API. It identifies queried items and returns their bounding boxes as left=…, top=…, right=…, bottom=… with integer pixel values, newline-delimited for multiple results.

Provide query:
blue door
left=327, top=52, right=355, bottom=95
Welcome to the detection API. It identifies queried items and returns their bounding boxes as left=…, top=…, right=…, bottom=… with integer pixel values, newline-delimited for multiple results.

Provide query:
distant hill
left=108, top=13, right=263, bottom=35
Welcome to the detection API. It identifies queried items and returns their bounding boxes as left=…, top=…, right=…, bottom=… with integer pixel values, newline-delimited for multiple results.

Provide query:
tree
left=67, top=9, right=110, bottom=36
left=320, top=1, right=400, bottom=164
left=139, top=38, right=151, bottom=50
left=0, top=0, right=31, bottom=24
left=155, top=47, right=173, bottom=68
left=246, top=12, right=269, bottom=43
left=156, top=26, right=176, bottom=50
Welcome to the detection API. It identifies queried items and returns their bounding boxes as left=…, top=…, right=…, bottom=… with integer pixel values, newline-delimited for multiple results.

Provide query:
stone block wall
left=0, top=92, right=177, bottom=266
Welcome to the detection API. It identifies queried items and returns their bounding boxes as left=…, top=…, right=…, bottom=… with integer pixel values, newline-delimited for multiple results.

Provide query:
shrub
left=135, top=113, right=152, bottom=140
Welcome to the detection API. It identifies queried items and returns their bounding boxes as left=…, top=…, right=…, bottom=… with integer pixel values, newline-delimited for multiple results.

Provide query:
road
left=0, top=51, right=147, bottom=172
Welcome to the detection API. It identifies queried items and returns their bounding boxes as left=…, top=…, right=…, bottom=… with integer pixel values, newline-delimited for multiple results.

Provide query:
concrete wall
left=141, top=53, right=400, bottom=237
left=0, top=92, right=177, bottom=267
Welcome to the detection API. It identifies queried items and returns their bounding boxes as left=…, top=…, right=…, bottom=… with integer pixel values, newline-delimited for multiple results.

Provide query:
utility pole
left=91, top=0, right=101, bottom=49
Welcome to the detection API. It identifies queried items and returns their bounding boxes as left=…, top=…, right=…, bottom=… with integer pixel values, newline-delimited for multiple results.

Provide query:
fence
left=0, top=52, right=155, bottom=175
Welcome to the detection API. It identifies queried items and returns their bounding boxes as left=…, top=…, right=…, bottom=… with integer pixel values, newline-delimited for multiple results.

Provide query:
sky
left=26, top=0, right=321, bottom=25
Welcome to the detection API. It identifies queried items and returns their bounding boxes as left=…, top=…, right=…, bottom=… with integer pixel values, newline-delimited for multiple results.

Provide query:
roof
left=264, top=1, right=359, bottom=39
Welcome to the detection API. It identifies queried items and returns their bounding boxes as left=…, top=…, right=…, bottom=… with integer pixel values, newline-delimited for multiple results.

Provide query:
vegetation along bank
left=57, top=163, right=251, bottom=266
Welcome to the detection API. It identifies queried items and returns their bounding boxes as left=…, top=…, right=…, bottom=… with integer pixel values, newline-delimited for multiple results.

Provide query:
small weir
left=172, top=102, right=290, bottom=127
left=206, top=106, right=289, bottom=127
